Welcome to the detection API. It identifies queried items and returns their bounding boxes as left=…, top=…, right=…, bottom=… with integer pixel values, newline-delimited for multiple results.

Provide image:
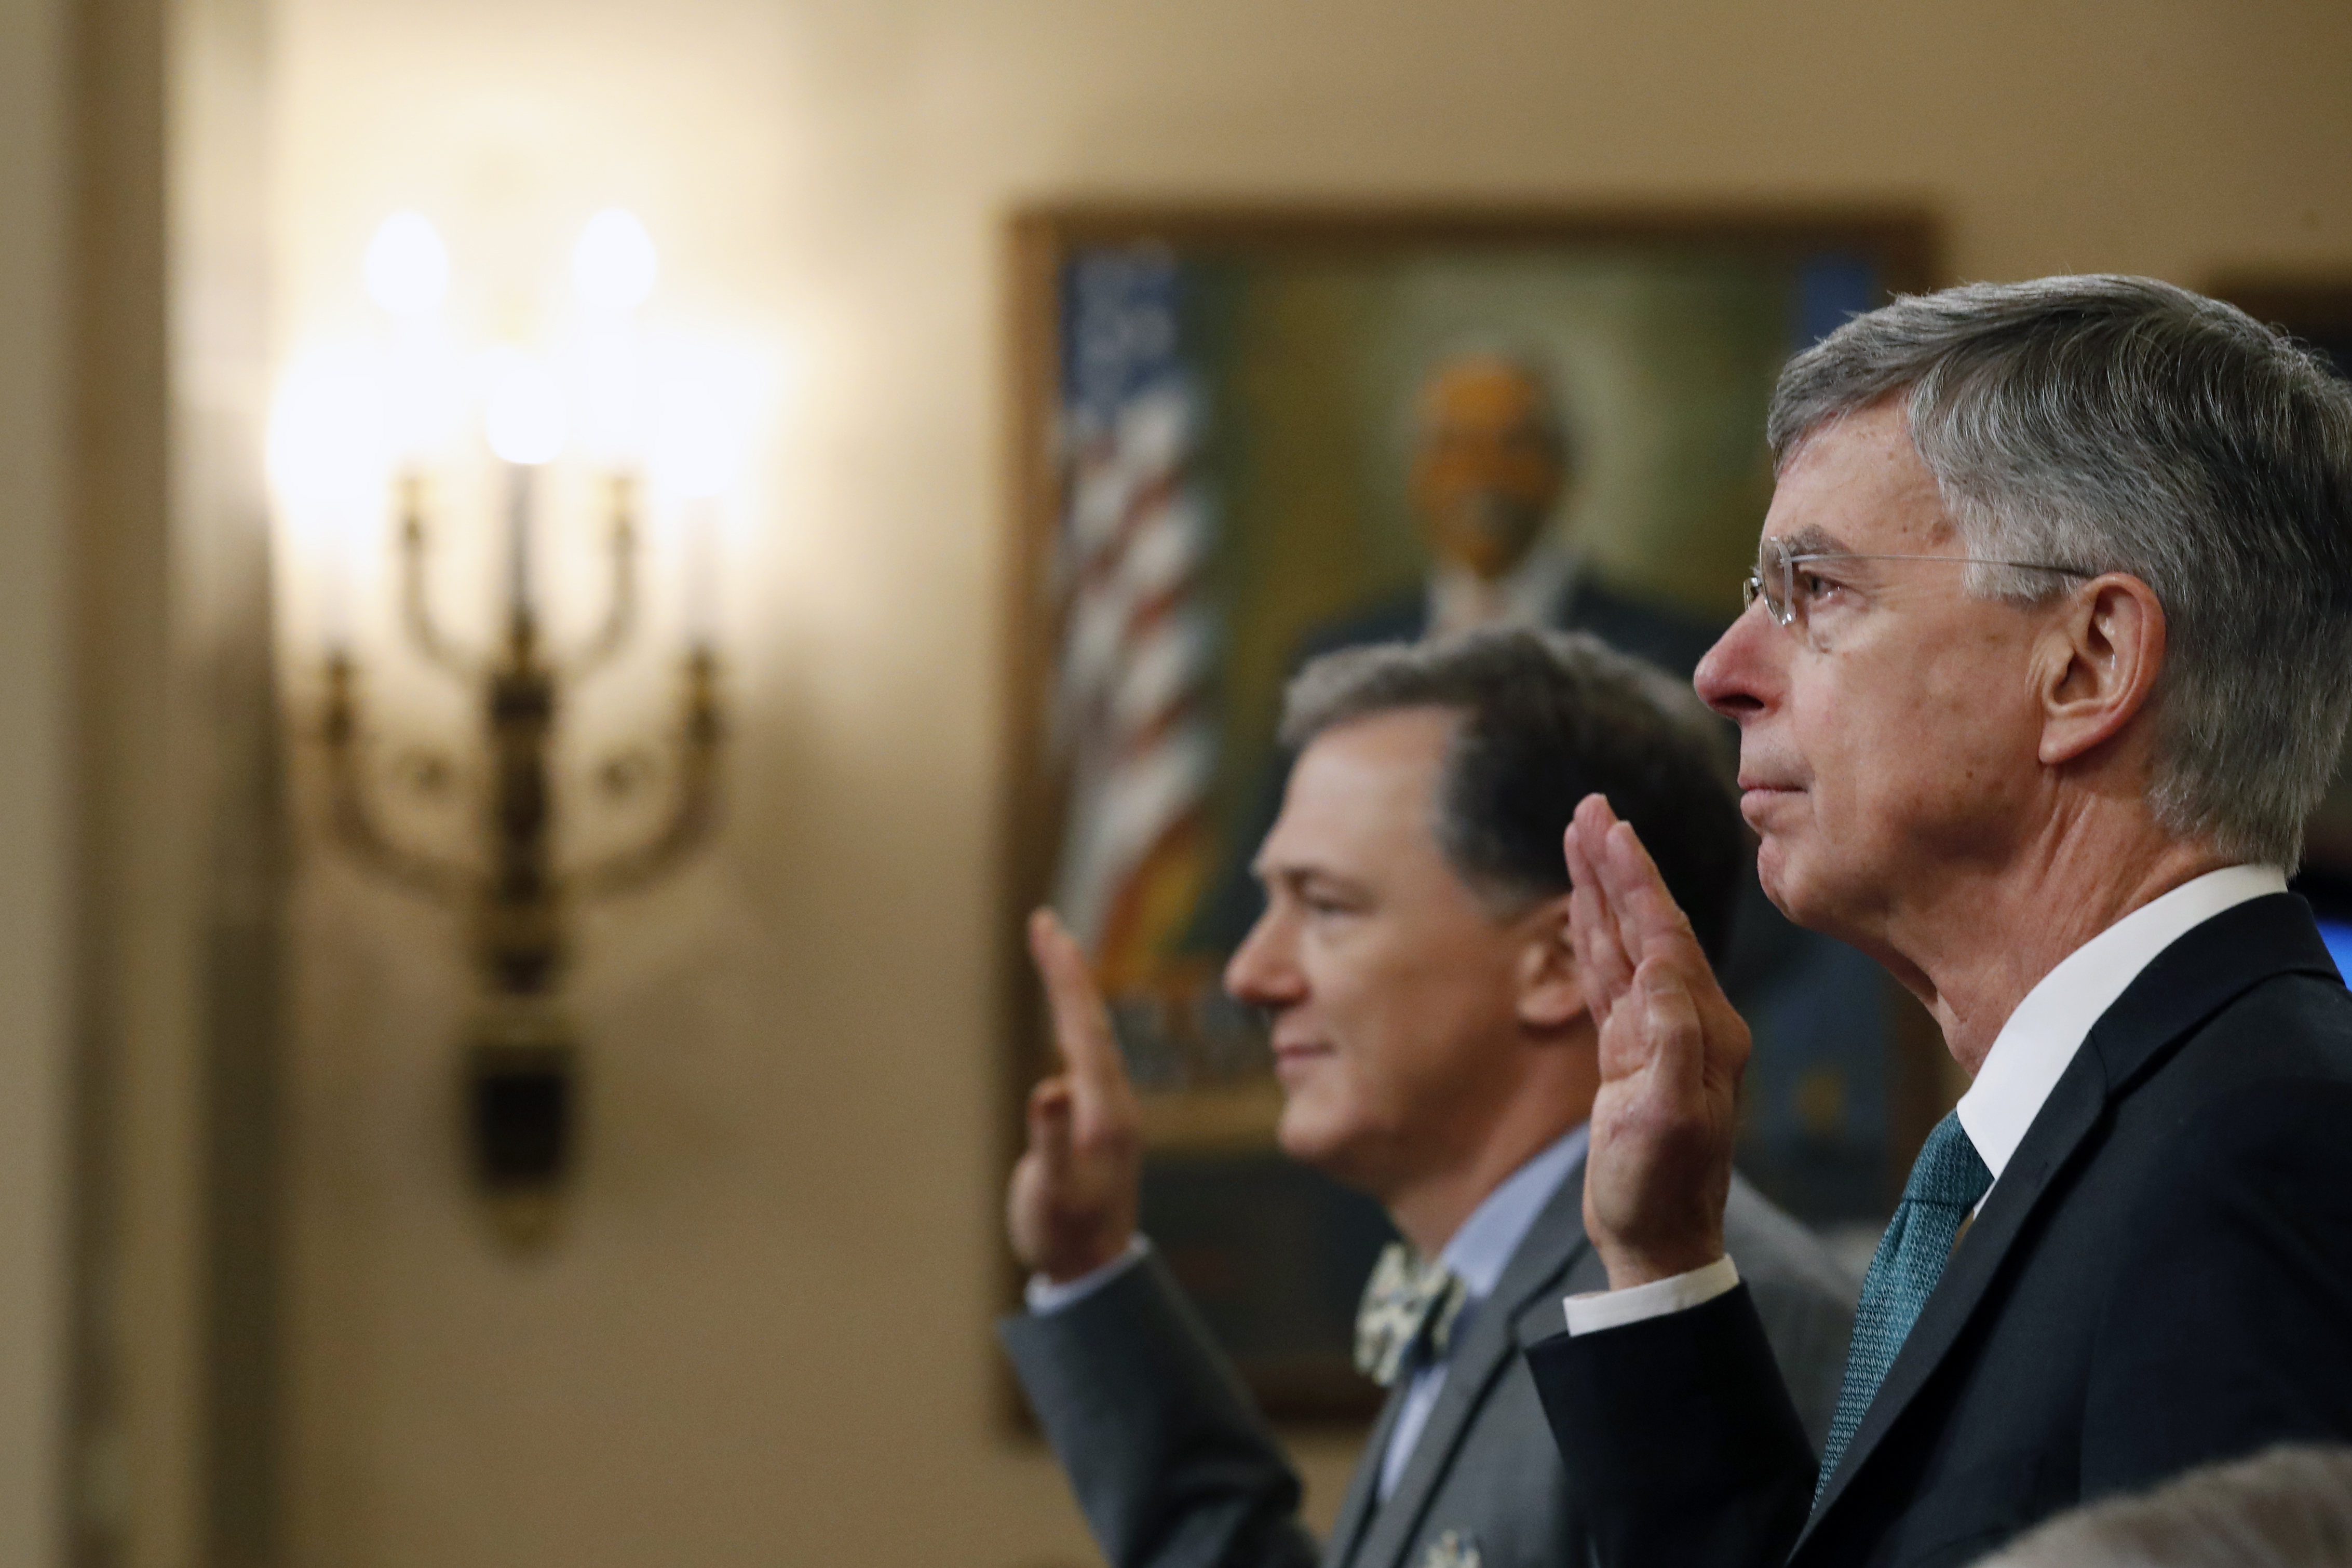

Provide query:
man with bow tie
left=999, top=629, right=1856, bottom=1568
left=1528, top=277, right=2352, bottom=1567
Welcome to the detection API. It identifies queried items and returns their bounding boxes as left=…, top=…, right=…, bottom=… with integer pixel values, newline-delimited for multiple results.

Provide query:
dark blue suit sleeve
left=1523, top=1284, right=1818, bottom=1567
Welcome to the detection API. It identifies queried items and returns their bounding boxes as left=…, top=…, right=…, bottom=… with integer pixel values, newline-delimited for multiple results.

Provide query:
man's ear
left=2038, top=574, right=2166, bottom=768
left=1514, top=895, right=1587, bottom=1031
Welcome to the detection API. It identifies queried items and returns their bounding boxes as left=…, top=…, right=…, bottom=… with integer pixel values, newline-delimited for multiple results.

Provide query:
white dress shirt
left=1028, top=1124, right=1591, bottom=1504
left=1564, top=863, right=2287, bottom=1335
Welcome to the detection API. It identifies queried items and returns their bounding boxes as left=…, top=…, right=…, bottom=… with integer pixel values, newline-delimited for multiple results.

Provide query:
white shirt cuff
left=1024, top=1235, right=1151, bottom=1315
left=1563, top=1254, right=1741, bottom=1335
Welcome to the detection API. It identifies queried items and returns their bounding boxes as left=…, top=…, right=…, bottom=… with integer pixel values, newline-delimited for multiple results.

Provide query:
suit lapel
left=2081, top=894, right=2338, bottom=1090
left=1344, top=1166, right=1591, bottom=1568
left=1797, top=1051, right=2107, bottom=1540
left=1798, top=894, right=2338, bottom=1547
left=1325, top=1386, right=1411, bottom=1568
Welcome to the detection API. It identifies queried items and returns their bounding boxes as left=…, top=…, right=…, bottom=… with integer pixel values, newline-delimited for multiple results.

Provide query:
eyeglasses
left=1741, top=537, right=2095, bottom=632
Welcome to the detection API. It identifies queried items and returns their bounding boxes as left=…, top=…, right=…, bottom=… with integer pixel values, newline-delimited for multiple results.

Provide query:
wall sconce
left=285, top=208, right=738, bottom=1250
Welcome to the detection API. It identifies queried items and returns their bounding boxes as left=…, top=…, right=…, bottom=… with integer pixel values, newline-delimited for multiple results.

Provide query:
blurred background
left=2, top=1, right=2349, bottom=1564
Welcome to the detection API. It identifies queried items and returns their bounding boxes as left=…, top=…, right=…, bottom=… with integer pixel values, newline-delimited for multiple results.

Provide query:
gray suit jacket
left=1001, top=1167, right=1856, bottom=1568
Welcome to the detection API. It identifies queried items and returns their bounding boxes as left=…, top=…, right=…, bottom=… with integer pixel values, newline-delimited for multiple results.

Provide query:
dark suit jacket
left=1524, top=892, right=2352, bottom=1568
left=1001, top=1169, right=1855, bottom=1568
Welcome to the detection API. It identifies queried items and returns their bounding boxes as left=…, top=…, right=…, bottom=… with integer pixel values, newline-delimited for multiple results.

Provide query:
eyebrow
left=1770, top=523, right=1853, bottom=557
left=1253, top=860, right=1370, bottom=900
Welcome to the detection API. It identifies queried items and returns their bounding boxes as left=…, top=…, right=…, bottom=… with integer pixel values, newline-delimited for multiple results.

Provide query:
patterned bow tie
left=1355, top=1242, right=1469, bottom=1388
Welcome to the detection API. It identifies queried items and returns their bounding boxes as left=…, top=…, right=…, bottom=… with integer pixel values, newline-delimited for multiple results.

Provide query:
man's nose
left=1223, top=909, right=1305, bottom=1008
left=1695, top=600, right=1779, bottom=723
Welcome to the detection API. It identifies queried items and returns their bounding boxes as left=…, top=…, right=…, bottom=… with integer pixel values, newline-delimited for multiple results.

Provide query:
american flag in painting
left=1048, top=250, right=1219, bottom=991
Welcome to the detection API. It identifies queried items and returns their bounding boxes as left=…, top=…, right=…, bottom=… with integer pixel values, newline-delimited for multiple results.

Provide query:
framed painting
left=1003, top=204, right=1939, bottom=1421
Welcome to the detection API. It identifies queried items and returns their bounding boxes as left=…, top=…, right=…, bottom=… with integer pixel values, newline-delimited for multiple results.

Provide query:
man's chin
left=1755, top=851, right=1874, bottom=949
left=1753, top=853, right=1798, bottom=920
left=1272, top=1104, right=1326, bottom=1166
left=1273, top=1101, right=1356, bottom=1177
left=1754, top=845, right=1831, bottom=931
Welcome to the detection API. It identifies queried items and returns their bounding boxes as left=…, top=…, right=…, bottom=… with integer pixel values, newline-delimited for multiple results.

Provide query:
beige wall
left=260, top=2, right=2352, bottom=1565
left=0, top=0, right=76, bottom=1558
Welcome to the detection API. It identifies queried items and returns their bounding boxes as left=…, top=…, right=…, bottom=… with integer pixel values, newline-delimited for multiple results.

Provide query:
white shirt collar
left=1438, top=1121, right=1590, bottom=1300
left=1427, top=537, right=1580, bottom=641
left=1955, top=863, right=2286, bottom=1185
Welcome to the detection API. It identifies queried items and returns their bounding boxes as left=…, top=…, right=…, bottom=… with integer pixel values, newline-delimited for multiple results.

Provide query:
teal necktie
left=1814, top=1112, right=1993, bottom=1502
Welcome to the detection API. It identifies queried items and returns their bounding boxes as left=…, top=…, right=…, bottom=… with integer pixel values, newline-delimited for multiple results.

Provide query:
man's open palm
left=1563, top=794, right=1751, bottom=1289
left=1006, top=909, right=1145, bottom=1283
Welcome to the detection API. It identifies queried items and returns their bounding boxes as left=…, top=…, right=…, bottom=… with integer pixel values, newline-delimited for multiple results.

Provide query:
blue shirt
left=1376, top=1124, right=1590, bottom=1501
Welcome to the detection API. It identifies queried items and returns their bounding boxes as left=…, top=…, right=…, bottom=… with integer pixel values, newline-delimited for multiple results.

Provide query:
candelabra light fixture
left=282, top=207, right=745, bottom=1249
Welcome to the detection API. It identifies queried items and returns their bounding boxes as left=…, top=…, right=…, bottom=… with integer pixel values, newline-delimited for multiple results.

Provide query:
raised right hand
left=1563, top=794, right=1752, bottom=1290
left=1006, top=908, right=1145, bottom=1284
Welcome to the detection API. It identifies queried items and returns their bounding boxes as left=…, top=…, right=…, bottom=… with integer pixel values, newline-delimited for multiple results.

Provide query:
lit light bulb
left=268, top=351, right=391, bottom=507
left=270, top=348, right=393, bottom=646
left=484, top=354, right=567, bottom=465
left=364, top=212, right=450, bottom=316
left=573, top=208, right=657, bottom=311
left=656, top=388, right=743, bottom=499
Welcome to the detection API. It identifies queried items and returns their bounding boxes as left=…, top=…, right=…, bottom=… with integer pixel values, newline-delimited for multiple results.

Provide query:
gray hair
left=1769, top=275, right=2352, bottom=868
left=1279, top=628, right=1746, bottom=961
left=1983, top=1445, right=2352, bottom=1568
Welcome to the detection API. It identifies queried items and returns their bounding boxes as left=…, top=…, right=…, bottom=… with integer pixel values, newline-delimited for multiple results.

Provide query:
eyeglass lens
left=1748, top=542, right=1791, bottom=625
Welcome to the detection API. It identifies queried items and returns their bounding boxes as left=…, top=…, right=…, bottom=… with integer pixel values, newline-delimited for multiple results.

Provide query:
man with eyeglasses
left=1524, top=276, right=2352, bottom=1568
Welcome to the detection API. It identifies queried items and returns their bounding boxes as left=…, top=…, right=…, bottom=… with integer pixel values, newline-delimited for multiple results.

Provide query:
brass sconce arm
left=564, top=647, right=723, bottom=899
left=321, top=650, right=480, bottom=905
left=401, top=469, right=641, bottom=683
left=399, top=474, right=484, bottom=681
left=560, top=476, right=640, bottom=681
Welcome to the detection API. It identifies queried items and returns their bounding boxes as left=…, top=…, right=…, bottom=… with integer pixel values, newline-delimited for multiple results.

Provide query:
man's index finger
left=1602, top=819, right=1708, bottom=967
left=1030, top=909, right=1126, bottom=1087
